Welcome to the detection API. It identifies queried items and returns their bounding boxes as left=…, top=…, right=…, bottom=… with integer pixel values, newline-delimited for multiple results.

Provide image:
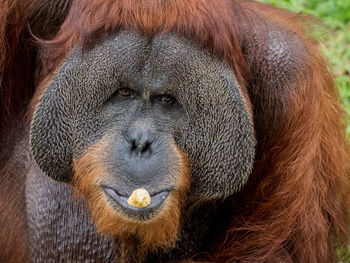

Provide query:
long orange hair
left=1, top=0, right=349, bottom=262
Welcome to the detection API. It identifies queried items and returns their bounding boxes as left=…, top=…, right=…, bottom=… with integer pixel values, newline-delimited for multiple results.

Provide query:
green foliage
left=258, top=0, right=350, bottom=135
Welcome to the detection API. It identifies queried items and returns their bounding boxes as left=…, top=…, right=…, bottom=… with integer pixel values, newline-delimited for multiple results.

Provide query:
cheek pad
left=30, top=32, right=147, bottom=182
left=30, top=66, right=75, bottom=182
left=30, top=32, right=148, bottom=182
left=141, top=33, right=255, bottom=200
left=181, top=80, right=255, bottom=200
left=30, top=50, right=113, bottom=182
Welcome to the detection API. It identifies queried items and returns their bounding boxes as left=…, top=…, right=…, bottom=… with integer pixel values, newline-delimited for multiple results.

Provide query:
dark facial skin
left=30, top=30, right=255, bottom=221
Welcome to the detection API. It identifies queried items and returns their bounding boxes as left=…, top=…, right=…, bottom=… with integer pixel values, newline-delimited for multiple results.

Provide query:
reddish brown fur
left=0, top=3, right=42, bottom=258
left=39, top=0, right=350, bottom=262
left=0, top=151, right=29, bottom=263
left=1, top=0, right=349, bottom=262
left=0, top=0, right=70, bottom=127
left=208, top=3, right=350, bottom=263
left=0, top=0, right=39, bottom=126
left=73, top=135, right=190, bottom=263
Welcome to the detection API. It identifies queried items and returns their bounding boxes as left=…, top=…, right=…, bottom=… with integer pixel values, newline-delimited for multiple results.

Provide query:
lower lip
left=102, top=186, right=170, bottom=211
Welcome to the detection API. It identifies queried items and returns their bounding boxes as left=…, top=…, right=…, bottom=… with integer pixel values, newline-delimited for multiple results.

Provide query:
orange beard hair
left=73, top=137, right=190, bottom=262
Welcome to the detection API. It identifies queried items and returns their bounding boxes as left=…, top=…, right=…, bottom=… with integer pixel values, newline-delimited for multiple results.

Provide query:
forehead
left=71, top=30, right=236, bottom=94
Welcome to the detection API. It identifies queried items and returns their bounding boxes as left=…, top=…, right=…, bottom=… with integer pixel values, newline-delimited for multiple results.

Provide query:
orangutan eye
left=160, top=94, right=176, bottom=104
left=118, top=87, right=133, bottom=97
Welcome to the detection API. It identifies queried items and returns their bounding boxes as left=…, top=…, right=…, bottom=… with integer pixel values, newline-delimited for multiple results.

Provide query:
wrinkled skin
left=27, top=31, right=255, bottom=262
left=31, top=31, right=254, bottom=198
left=2, top=0, right=349, bottom=262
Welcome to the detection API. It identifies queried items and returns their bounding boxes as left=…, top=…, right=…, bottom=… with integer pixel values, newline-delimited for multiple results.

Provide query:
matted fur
left=73, top=136, right=190, bottom=262
left=44, top=1, right=350, bottom=262
left=0, top=0, right=36, bottom=125
left=1, top=0, right=349, bottom=262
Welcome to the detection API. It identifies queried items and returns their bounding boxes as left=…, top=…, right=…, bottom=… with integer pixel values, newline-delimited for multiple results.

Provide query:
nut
left=127, top=188, right=151, bottom=208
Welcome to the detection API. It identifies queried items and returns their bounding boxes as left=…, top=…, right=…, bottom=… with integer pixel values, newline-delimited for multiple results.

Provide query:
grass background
left=257, top=0, right=350, bottom=135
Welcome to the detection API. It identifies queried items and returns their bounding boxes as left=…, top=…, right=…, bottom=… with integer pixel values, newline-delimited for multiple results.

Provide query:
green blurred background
left=257, top=0, right=350, bottom=135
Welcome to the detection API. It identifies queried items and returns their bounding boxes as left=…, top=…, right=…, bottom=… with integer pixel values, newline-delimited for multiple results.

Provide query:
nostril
left=126, top=128, right=156, bottom=157
left=130, top=139, right=152, bottom=156
left=141, top=142, right=151, bottom=154
left=131, top=140, right=138, bottom=152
